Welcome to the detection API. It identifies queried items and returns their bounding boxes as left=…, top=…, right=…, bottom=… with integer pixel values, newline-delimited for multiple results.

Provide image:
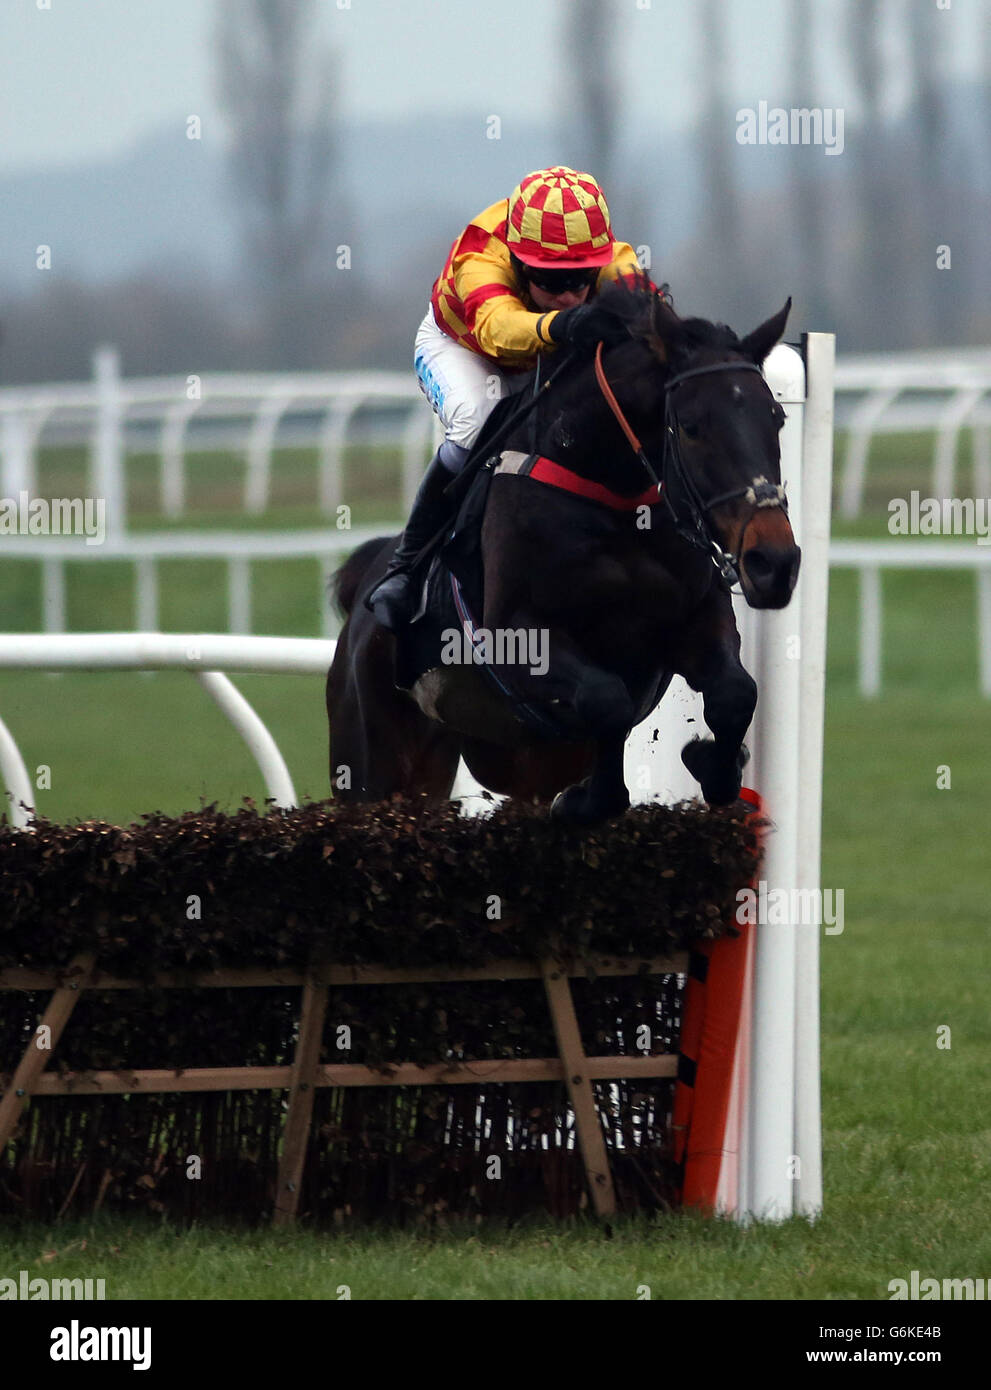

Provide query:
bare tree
left=215, top=0, right=339, bottom=366
left=697, top=0, right=739, bottom=302
left=787, top=0, right=829, bottom=332
left=897, top=0, right=933, bottom=346
left=847, top=0, right=890, bottom=347
left=563, top=0, right=618, bottom=193
left=911, top=1, right=956, bottom=343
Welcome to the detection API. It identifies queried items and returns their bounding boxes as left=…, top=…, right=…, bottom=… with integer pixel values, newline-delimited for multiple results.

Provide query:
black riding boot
left=365, top=451, right=457, bottom=631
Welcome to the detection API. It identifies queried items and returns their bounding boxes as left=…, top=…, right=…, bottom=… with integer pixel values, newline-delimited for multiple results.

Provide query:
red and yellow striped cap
left=507, top=166, right=614, bottom=268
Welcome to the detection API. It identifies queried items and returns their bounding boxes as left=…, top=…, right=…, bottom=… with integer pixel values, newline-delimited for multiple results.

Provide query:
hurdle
left=456, top=332, right=836, bottom=1221
left=0, top=336, right=833, bottom=1224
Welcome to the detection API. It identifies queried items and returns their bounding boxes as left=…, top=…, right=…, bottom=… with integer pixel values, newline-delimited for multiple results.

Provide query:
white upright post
left=0, top=713, right=35, bottom=829
left=93, top=346, right=125, bottom=540
left=794, top=332, right=834, bottom=1219
left=1, top=411, right=35, bottom=500
left=624, top=338, right=831, bottom=1224
left=319, top=399, right=359, bottom=518
left=247, top=396, right=291, bottom=515
left=859, top=567, right=882, bottom=697
left=744, top=342, right=805, bottom=1222
left=161, top=401, right=197, bottom=519
left=978, top=569, right=991, bottom=700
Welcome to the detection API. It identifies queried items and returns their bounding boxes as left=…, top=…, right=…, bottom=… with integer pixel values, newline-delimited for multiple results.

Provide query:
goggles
left=523, top=264, right=600, bottom=295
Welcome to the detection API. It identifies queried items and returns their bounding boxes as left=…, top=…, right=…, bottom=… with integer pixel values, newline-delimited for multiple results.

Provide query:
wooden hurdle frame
left=0, top=951, right=690, bottom=1224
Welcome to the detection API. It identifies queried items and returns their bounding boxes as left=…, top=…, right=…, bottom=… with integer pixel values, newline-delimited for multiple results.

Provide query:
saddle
left=392, top=444, right=664, bottom=743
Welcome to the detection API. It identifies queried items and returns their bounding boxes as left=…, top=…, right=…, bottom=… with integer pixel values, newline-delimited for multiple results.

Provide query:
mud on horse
left=326, top=280, right=801, bottom=823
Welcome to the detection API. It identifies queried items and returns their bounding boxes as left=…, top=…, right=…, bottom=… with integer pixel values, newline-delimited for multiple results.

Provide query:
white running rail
left=834, top=348, right=991, bottom=520
left=3, top=347, right=987, bottom=532
left=0, top=634, right=336, bottom=828
left=0, top=349, right=434, bottom=534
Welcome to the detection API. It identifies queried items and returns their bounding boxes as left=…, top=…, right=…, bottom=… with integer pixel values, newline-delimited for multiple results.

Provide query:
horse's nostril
left=744, top=546, right=799, bottom=595
left=744, top=549, right=776, bottom=583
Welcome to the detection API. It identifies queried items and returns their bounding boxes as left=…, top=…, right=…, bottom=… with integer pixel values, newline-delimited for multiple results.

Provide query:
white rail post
left=0, top=713, right=35, bottom=829
left=246, top=395, right=292, bottom=514
left=195, top=671, right=297, bottom=808
left=92, top=346, right=125, bottom=540
left=160, top=399, right=199, bottom=519
left=135, top=558, right=160, bottom=631
left=228, top=557, right=252, bottom=635
left=744, top=341, right=805, bottom=1222
left=318, top=399, right=357, bottom=518
left=977, top=569, right=991, bottom=700
left=933, top=388, right=984, bottom=503
left=42, top=558, right=67, bottom=633
left=859, top=566, right=882, bottom=697
left=974, top=425, right=991, bottom=502
left=839, top=386, right=900, bottom=522
left=1, top=411, right=35, bottom=500
left=794, top=331, right=834, bottom=1220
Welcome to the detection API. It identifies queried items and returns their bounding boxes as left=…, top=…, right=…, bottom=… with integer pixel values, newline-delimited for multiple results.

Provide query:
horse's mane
left=594, top=272, right=744, bottom=361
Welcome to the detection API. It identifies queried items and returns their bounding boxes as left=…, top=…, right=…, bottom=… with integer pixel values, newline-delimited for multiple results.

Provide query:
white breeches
left=413, top=310, right=531, bottom=468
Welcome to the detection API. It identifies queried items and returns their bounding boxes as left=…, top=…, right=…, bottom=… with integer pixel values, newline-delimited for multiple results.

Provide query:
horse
left=326, top=280, right=800, bottom=823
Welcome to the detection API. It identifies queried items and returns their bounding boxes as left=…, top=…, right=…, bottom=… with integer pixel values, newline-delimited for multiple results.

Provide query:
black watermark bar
left=6, top=1298, right=985, bottom=1378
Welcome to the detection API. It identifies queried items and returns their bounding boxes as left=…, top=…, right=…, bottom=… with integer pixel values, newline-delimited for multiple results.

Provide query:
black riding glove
left=546, top=302, right=632, bottom=355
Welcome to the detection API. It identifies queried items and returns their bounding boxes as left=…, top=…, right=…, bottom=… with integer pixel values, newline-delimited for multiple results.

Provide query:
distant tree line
left=0, top=0, right=987, bottom=384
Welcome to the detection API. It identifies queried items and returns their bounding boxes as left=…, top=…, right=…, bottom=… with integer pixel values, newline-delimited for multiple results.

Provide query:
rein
left=593, top=343, right=788, bottom=586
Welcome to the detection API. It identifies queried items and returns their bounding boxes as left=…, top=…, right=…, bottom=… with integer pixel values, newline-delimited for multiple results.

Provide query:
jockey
left=367, top=165, right=645, bottom=631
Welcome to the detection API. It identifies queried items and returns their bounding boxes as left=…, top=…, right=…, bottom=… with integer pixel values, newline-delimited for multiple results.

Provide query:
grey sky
left=2, top=0, right=985, bottom=176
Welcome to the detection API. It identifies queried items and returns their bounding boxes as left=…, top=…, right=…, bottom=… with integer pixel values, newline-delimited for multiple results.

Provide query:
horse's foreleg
left=488, top=621, right=634, bottom=822
left=548, top=731, right=629, bottom=823
left=674, top=597, right=757, bottom=806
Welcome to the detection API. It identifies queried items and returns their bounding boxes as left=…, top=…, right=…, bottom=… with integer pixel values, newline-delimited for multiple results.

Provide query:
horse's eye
left=682, top=422, right=700, bottom=440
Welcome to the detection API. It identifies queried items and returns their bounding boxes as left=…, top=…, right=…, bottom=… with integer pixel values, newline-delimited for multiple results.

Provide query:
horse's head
left=638, top=293, right=801, bottom=608
left=576, top=280, right=801, bottom=609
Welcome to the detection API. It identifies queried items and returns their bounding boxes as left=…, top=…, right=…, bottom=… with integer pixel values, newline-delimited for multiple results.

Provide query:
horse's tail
left=331, top=536, right=394, bottom=615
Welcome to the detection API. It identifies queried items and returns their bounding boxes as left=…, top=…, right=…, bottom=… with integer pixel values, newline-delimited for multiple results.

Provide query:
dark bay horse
left=326, top=282, right=800, bottom=822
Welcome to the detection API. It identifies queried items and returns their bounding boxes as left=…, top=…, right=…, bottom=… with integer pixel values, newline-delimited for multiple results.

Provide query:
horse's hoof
left=681, top=739, right=748, bottom=806
left=550, top=778, right=630, bottom=824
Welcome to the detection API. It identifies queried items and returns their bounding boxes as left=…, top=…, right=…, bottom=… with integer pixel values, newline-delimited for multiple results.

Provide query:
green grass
left=32, top=444, right=413, bottom=533
left=837, top=427, right=986, bottom=524
left=0, top=557, right=338, bottom=638
left=4, top=1202, right=987, bottom=1300
left=1, top=435, right=989, bottom=1297
left=0, top=671, right=330, bottom=825
left=2, top=663, right=989, bottom=1297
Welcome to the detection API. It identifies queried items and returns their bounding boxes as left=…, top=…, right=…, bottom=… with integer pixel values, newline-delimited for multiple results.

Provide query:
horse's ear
left=739, top=298, right=792, bottom=364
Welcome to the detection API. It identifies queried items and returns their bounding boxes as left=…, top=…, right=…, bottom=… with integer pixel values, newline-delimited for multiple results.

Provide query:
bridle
left=593, top=343, right=789, bottom=587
